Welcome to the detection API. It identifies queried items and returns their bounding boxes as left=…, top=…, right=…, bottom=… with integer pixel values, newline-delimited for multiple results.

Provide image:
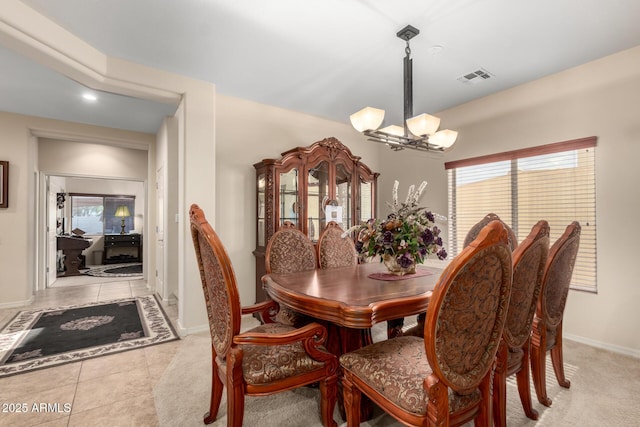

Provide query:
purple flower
left=437, top=248, right=447, bottom=260
left=421, top=229, right=434, bottom=245
left=425, top=211, right=435, bottom=222
left=419, top=247, right=428, bottom=258
left=382, top=230, right=394, bottom=246
left=436, top=237, right=443, bottom=246
left=355, top=241, right=364, bottom=252
left=398, top=253, right=414, bottom=268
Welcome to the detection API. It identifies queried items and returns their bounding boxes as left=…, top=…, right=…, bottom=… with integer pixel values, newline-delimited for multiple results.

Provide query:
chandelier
left=350, top=25, right=458, bottom=152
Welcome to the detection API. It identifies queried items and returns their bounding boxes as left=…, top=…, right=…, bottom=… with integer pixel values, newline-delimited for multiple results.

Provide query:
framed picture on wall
left=0, top=161, right=8, bottom=208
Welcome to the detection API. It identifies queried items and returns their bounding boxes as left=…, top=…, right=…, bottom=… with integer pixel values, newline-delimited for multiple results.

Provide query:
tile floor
left=0, top=272, right=181, bottom=427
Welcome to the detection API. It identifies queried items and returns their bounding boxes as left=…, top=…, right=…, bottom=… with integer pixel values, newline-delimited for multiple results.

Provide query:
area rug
left=84, top=263, right=143, bottom=277
left=0, top=295, right=179, bottom=378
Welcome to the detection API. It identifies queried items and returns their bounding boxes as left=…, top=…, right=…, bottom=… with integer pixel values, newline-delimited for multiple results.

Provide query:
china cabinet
left=253, top=137, right=379, bottom=301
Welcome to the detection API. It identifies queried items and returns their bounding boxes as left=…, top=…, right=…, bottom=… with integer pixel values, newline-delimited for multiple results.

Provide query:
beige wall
left=215, top=94, right=382, bottom=305
left=383, top=45, right=640, bottom=356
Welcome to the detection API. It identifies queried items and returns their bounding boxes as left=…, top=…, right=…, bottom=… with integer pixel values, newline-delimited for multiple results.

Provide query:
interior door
left=156, top=166, right=165, bottom=299
left=47, top=177, right=61, bottom=287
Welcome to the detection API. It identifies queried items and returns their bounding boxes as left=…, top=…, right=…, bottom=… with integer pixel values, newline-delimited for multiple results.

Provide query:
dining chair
left=189, top=204, right=338, bottom=427
left=531, top=221, right=581, bottom=407
left=265, top=221, right=317, bottom=327
left=464, top=212, right=518, bottom=251
left=492, top=220, right=550, bottom=427
left=401, top=213, right=517, bottom=340
left=340, top=220, right=513, bottom=427
left=317, top=221, right=358, bottom=269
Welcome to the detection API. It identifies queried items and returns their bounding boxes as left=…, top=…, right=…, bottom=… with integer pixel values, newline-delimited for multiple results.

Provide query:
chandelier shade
left=429, top=129, right=458, bottom=149
left=405, top=113, right=441, bottom=137
left=350, top=25, right=458, bottom=152
left=349, top=107, right=385, bottom=132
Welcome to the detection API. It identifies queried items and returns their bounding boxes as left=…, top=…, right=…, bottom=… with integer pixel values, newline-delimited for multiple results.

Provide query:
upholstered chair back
left=464, top=212, right=518, bottom=251
left=504, top=220, right=550, bottom=349
left=539, top=221, right=581, bottom=330
left=190, top=204, right=241, bottom=357
left=265, top=221, right=317, bottom=274
left=425, top=219, right=513, bottom=393
left=317, top=221, right=358, bottom=269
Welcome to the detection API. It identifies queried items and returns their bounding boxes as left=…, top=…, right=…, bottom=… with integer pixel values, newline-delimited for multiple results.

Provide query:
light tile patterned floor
left=0, top=274, right=180, bottom=427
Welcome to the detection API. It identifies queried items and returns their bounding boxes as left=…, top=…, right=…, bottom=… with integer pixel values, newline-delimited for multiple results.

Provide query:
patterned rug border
left=84, top=263, right=143, bottom=278
left=0, top=294, right=179, bottom=378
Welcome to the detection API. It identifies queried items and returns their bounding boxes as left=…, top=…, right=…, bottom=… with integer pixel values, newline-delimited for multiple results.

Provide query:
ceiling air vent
left=457, top=68, right=493, bottom=84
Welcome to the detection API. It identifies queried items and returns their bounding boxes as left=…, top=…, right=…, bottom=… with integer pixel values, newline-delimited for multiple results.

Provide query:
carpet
left=154, top=318, right=579, bottom=427
left=0, top=295, right=179, bottom=378
left=84, top=263, right=143, bottom=277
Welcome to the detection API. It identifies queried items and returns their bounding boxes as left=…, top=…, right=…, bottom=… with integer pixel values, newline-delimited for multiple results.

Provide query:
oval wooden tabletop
left=262, top=262, right=443, bottom=328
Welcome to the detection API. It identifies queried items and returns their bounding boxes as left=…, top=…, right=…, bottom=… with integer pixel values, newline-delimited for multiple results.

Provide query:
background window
left=71, top=195, right=135, bottom=235
left=446, top=137, right=597, bottom=292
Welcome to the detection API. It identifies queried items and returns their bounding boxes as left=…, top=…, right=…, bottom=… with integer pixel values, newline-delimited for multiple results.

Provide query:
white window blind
left=446, top=137, right=597, bottom=292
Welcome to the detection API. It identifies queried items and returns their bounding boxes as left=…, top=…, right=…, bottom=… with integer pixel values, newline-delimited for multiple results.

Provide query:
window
left=71, top=194, right=135, bottom=235
left=446, top=137, right=597, bottom=292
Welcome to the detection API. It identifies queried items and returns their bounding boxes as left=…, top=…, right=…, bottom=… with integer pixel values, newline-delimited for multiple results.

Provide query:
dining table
left=261, top=260, right=446, bottom=420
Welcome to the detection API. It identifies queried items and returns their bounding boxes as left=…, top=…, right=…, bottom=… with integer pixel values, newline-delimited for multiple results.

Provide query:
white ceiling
left=3, top=0, right=640, bottom=134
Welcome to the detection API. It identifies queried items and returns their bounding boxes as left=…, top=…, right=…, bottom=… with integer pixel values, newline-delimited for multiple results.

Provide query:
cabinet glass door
left=257, top=174, right=266, bottom=246
left=307, top=161, right=329, bottom=241
left=279, top=169, right=299, bottom=227
left=359, top=176, right=374, bottom=222
left=335, top=163, right=352, bottom=230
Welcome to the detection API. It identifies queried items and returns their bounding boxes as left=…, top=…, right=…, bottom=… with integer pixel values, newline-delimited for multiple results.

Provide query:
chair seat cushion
left=340, top=336, right=480, bottom=415
left=506, top=347, right=524, bottom=374
left=237, top=322, right=326, bottom=385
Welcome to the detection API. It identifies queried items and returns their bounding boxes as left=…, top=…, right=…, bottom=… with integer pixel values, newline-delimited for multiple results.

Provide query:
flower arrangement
left=343, top=180, right=447, bottom=274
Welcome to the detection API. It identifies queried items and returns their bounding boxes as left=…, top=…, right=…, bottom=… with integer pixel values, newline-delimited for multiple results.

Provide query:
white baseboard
left=175, top=320, right=208, bottom=337
left=565, top=333, right=640, bottom=359
left=0, top=295, right=35, bottom=309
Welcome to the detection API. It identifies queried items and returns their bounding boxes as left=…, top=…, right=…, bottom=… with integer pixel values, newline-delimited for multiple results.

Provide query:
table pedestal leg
left=324, top=322, right=374, bottom=421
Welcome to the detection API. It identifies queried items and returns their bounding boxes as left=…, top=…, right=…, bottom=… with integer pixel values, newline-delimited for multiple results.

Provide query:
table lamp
left=114, top=205, right=131, bottom=234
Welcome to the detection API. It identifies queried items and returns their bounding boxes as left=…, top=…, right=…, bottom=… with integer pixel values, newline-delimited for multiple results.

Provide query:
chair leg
left=342, top=373, right=361, bottom=427
left=492, top=340, right=508, bottom=427
left=426, top=376, right=449, bottom=427
left=515, top=341, right=539, bottom=420
left=476, top=366, right=492, bottom=427
left=204, top=353, right=223, bottom=424
left=227, top=353, right=245, bottom=427
left=530, top=330, right=552, bottom=407
left=387, top=318, right=404, bottom=339
left=319, top=375, right=338, bottom=427
left=550, top=322, right=570, bottom=388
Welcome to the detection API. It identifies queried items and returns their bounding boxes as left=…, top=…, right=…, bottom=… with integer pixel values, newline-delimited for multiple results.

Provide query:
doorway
left=43, top=174, right=147, bottom=289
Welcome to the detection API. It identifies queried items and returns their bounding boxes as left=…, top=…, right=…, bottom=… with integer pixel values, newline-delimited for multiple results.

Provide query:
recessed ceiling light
left=82, top=92, right=97, bottom=102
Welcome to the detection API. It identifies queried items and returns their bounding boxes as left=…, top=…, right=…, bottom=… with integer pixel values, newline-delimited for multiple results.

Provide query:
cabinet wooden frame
left=253, top=137, right=379, bottom=302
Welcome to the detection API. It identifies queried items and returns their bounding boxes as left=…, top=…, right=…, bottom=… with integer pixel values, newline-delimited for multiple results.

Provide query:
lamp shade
left=114, top=205, right=131, bottom=218
left=379, top=125, right=405, bottom=137
left=429, top=129, right=458, bottom=149
left=406, top=113, right=441, bottom=136
left=350, top=107, right=385, bottom=132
